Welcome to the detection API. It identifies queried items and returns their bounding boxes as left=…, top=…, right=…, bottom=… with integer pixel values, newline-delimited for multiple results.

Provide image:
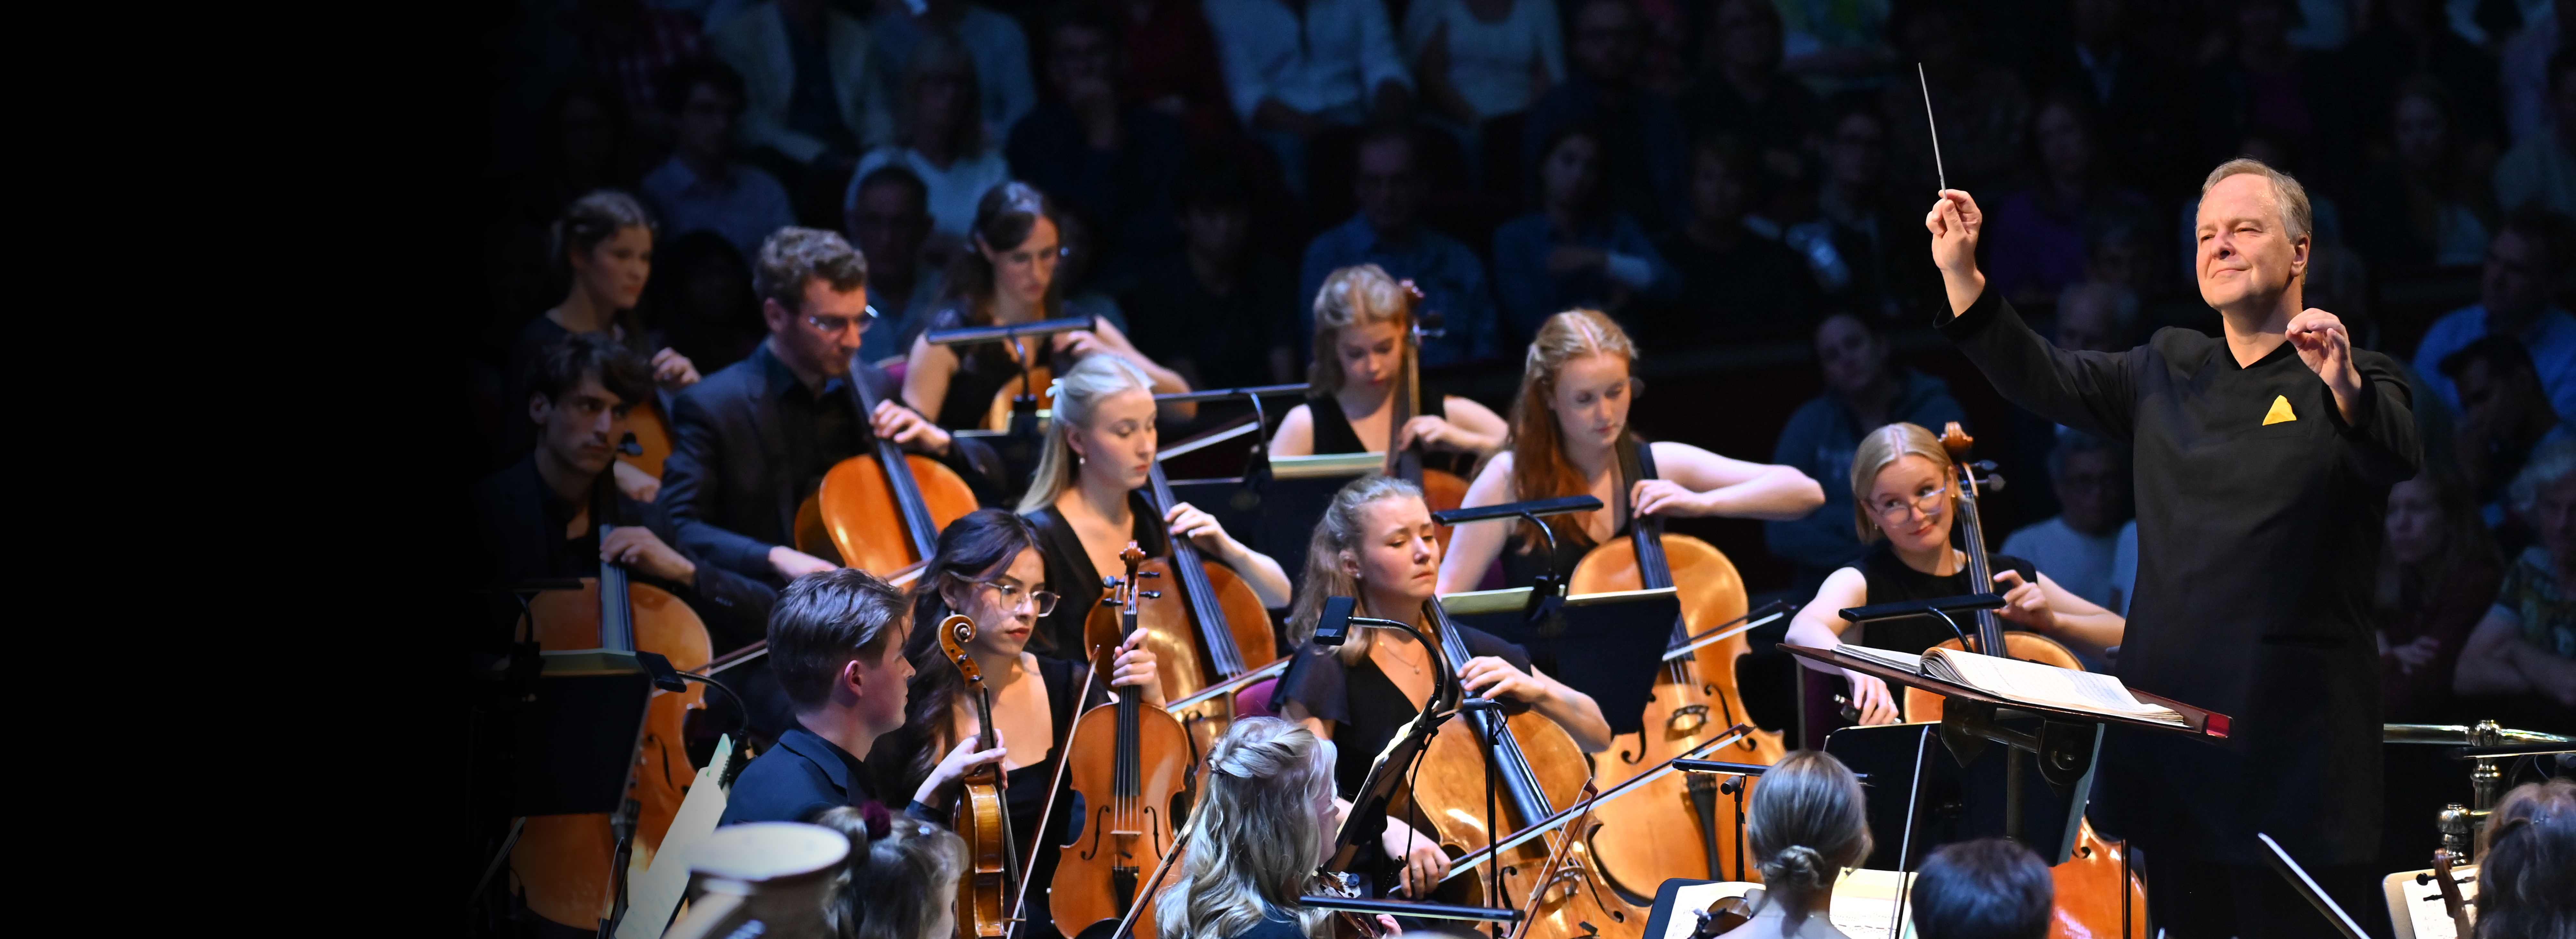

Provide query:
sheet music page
left=1835, top=645, right=1925, bottom=674
left=1924, top=649, right=2184, bottom=725
left=616, top=735, right=735, bottom=939
left=2393, top=866, right=2477, bottom=939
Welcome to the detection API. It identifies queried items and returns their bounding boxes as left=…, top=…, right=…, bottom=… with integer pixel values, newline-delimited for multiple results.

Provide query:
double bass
left=1570, top=440, right=1784, bottom=892
left=1385, top=282, right=1469, bottom=551
left=935, top=613, right=1022, bottom=939
left=1128, top=461, right=1279, bottom=758
left=1053, top=544, right=1195, bottom=939
left=796, top=353, right=979, bottom=576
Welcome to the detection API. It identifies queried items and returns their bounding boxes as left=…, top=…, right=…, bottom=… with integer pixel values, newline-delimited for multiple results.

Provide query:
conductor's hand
left=871, top=399, right=954, bottom=456
left=1459, top=656, right=1546, bottom=706
left=914, top=730, right=1011, bottom=806
left=603, top=526, right=696, bottom=586
left=1381, top=816, right=1451, bottom=897
left=1923, top=189, right=1987, bottom=314
left=1992, top=570, right=2056, bottom=632
left=1106, top=628, right=1166, bottom=706
left=1841, top=670, right=1901, bottom=725
left=2286, top=308, right=2364, bottom=422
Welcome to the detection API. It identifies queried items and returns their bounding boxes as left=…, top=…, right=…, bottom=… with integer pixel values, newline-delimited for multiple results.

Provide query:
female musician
left=512, top=190, right=700, bottom=399
left=1151, top=717, right=1354, bottom=939
left=1781, top=423, right=2125, bottom=725
left=1435, top=309, right=1825, bottom=593
left=1268, top=264, right=1508, bottom=459
left=1713, top=750, right=1873, bottom=939
left=813, top=804, right=969, bottom=939
left=1273, top=476, right=1614, bottom=897
left=902, top=182, right=1190, bottom=431
left=1017, top=355, right=1293, bottom=658
left=869, top=508, right=1165, bottom=933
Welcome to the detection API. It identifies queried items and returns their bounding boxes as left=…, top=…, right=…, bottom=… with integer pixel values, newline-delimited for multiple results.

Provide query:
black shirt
left=1303, top=392, right=1443, bottom=457
left=1272, top=623, right=1533, bottom=800
left=1854, top=543, right=2037, bottom=655
left=1121, top=251, right=1298, bottom=391
left=723, top=727, right=888, bottom=825
left=921, top=307, right=1089, bottom=431
left=1024, top=493, right=1172, bottom=659
left=466, top=454, right=773, bottom=651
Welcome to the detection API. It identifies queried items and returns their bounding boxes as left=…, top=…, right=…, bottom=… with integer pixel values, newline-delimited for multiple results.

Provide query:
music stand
left=1442, top=587, right=1683, bottom=737
left=511, top=650, right=658, bottom=816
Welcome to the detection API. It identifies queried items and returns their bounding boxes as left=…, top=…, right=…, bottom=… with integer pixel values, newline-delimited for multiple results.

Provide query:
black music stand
left=1445, top=588, right=1683, bottom=737
left=510, top=650, right=658, bottom=816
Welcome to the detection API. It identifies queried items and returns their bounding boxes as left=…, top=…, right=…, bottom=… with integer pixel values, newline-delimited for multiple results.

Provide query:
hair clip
left=860, top=801, right=893, bottom=840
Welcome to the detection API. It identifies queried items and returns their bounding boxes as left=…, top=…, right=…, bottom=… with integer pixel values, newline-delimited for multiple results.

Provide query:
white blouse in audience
left=846, top=146, right=1012, bottom=245
left=1401, top=0, right=1564, bottom=122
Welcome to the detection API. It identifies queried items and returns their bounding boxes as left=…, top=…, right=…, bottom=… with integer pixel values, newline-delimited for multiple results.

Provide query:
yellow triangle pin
left=2263, top=395, right=2298, bottom=425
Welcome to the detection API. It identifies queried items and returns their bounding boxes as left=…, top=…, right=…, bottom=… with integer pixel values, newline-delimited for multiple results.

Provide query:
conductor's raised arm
left=1924, top=189, right=2139, bottom=441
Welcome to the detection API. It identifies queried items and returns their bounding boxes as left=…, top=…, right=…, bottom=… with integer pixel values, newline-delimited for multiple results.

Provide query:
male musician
left=719, top=568, right=1005, bottom=825
left=467, top=333, right=772, bottom=650
left=1926, top=161, right=2417, bottom=934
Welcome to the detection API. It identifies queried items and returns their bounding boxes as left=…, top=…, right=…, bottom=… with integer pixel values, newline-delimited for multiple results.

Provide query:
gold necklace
left=1380, top=637, right=1429, bottom=675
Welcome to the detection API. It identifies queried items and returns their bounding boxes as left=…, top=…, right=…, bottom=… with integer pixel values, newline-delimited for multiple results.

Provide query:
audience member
left=867, top=0, right=1037, bottom=141
left=2455, top=438, right=2576, bottom=711
left=2078, top=214, right=2166, bottom=303
left=2496, top=50, right=2576, bottom=217
left=526, top=81, right=646, bottom=224
left=2001, top=432, right=2133, bottom=630
left=2192, top=0, right=2343, bottom=187
left=2341, top=0, right=2506, bottom=150
left=1204, top=0, right=1414, bottom=196
left=566, top=0, right=705, bottom=135
left=1106, top=0, right=1236, bottom=137
left=2472, top=779, right=2576, bottom=939
left=2376, top=461, right=2505, bottom=722
left=2445, top=337, right=2575, bottom=527
left=643, top=58, right=798, bottom=262
left=2003, top=281, right=2134, bottom=534
left=2029, top=0, right=2192, bottom=199
left=844, top=165, right=948, bottom=364
left=1300, top=130, right=1503, bottom=368
left=1123, top=154, right=1300, bottom=389
left=1677, top=0, right=1816, bottom=185
left=1767, top=314, right=1968, bottom=591
left=1401, top=0, right=1564, bottom=134
left=2053, top=280, right=2137, bottom=354
left=1712, top=750, right=1872, bottom=939
left=1789, top=100, right=1940, bottom=324
left=708, top=0, right=894, bottom=181
left=2501, top=1, right=2565, bottom=145
left=1524, top=0, right=1685, bottom=232
left=1492, top=125, right=1678, bottom=345
left=851, top=33, right=1013, bottom=249
left=2351, top=77, right=2498, bottom=272
left=1772, top=0, right=1891, bottom=96
left=2414, top=206, right=2576, bottom=421
left=642, top=229, right=768, bottom=376
left=1650, top=135, right=1816, bottom=345
left=1909, top=839, right=2053, bottom=939
left=812, top=805, right=969, bottom=939
left=1007, top=3, right=1188, bottom=288
left=1878, top=1, right=2028, bottom=195
left=1986, top=91, right=2152, bottom=306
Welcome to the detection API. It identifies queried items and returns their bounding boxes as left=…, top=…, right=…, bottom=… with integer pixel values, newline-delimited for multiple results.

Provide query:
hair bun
left=1759, top=844, right=1827, bottom=891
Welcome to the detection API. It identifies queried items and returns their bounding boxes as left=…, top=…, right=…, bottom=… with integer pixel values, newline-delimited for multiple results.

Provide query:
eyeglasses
left=1871, top=484, right=1951, bottom=521
left=806, top=306, right=880, bottom=336
left=977, top=579, right=1059, bottom=616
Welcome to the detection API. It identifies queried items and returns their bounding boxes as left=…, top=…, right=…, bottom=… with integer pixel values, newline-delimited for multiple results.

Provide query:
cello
left=1909, top=422, right=2146, bottom=939
left=511, top=484, right=714, bottom=931
left=795, top=353, right=980, bottom=576
left=1053, top=544, right=1195, bottom=939
left=1129, top=461, right=1279, bottom=759
left=935, top=613, right=1023, bottom=939
left=1385, top=282, right=1469, bottom=551
left=1569, top=440, right=1784, bottom=893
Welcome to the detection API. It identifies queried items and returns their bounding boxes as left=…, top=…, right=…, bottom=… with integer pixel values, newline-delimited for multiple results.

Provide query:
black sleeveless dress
left=1306, top=391, right=1445, bottom=455
left=924, top=305, right=1091, bottom=430
left=1023, top=492, right=1172, bottom=660
left=1854, top=543, right=2039, bottom=655
left=1496, top=438, right=1648, bottom=590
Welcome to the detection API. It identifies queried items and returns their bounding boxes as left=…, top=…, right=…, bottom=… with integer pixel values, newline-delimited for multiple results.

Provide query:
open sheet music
left=1835, top=645, right=2187, bottom=728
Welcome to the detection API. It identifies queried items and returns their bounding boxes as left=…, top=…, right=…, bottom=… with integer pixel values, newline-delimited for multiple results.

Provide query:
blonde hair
left=1285, top=476, right=1427, bottom=665
left=1506, top=309, right=1639, bottom=550
left=1156, top=717, right=1336, bottom=939
left=2201, top=157, right=2315, bottom=244
left=811, top=806, right=967, bottom=939
left=1849, top=423, right=1953, bottom=543
left=1307, top=265, right=1413, bottom=394
left=1746, top=750, right=1873, bottom=926
left=1017, top=354, right=1157, bottom=514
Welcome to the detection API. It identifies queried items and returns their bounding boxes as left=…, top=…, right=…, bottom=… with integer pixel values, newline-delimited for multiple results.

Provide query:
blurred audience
left=2193, top=0, right=2343, bottom=187
left=2414, top=206, right=2576, bottom=422
left=2443, top=337, right=2574, bottom=528
left=642, top=229, right=769, bottom=375
left=1879, top=0, right=2029, bottom=195
left=1772, top=0, right=1891, bottom=96
left=2454, top=438, right=2576, bottom=711
left=566, top=0, right=706, bottom=135
left=708, top=0, right=894, bottom=186
left=2351, top=77, right=2498, bottom=272
left=1677, top=0, right=1816, bottom=187
left=845, top=165, right=947, bottom=363
left=1524, top=0, right=1685, bottom=232
left=1007, top=3, right=1187, bottom=288
left=2471, top=779, right=2576, bottom=939
left=1105, top=0, right=1236, bottom=137
left=869, top=0, right=1037, bottom=141
left=1123, top=153, right=1301, bottom=389
left=1492, top=124, right=1678, bottom=345
left=2030, top=0, right=2192, bottom=199
left=2375, top=460, right=2504, bottom=722
left=2001, top=432, right=2133, bottom=632
left=1205, top=0, right=1414, bottom=196
left=1767, top=314, right=1968, bottom=591
left=2342, top=0, right=2505, bottom=150
left=2496, top=49, right=2576, bottom=217
left=527, top=81, right=646, bottom=224
left=643, top=57, right=797, bottom=262
left=851, top=33, right=1013, bottom=248
left=2500, top=1, right=2566, bottom=145
left=1651, top=134, right=1816, bottom=345
left=1910, top=839, right=2053, bottom=939
left=1789, top=99, right=1939, bottom=323
left=1300, top=129, right=1502, bottom=367
left=1985, top=90, right=2153, bottom=306
left=1402, top=0, right=1563, bottom=136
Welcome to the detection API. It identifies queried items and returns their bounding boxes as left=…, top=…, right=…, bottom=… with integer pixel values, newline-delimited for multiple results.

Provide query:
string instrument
left=623, top=397, right=675, bottom=478
left=2430, top=849, right=2474, bottom=939
left=1385, top=282, right=1468, bottom=551
left=1114, top=462, right=1279, bottom=759
left=1054, top=544, right=1195, bottom=939
left=1399, top=599, right=1647, bottom=939
left=1570, top=441, right=1783, bottom=892
left=1909, top=423, right=2145, bottom=939
left=1317, top=594, right=1461, bottom=939
left=512, top=510, right=713, bottom=929
left=794, top=357, right=978, bottom=576
left=937, top=614, right=1022, bottom=939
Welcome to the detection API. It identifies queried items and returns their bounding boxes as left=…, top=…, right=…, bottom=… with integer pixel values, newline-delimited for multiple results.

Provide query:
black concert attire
left=1303, top=392, right=1444, bottom=456
left=1941, top=289, right=2417, bottom=927
left=1495, top=437, right=1652, bottom=590
left=1854, top=546, right=2037, bottom=656
left=1022, top=492, right=1171, bottom=659
left=1221, top=912, right=1308, bottom=939
left=920, top=306, right=1120, bottom=431
left=495, top=314, right=661, bottom=469
left=466, top=454, right=773, bottom=652
left=719, top=726, right=942, bottom=826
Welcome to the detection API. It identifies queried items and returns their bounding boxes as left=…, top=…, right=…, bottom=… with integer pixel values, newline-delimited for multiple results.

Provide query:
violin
left=1385, top=282, right=1469, bottom=552
left=936, top=614, right=1022, bottom=939
left=795, top=354, right=979, bottom=577
left=1570, top=440, right=1784, bottom=890
left=511, top=502, right=714, bottom=930
left=1053, top=544, right=1195, bottom=939
left=1122, top=461, right=1279, bottom=759
left=2430, top=849, right=2474, bottom=938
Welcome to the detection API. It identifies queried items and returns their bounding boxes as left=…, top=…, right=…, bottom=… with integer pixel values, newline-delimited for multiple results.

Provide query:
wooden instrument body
left=795, top=451, right=979, bottom=575
left=1117, top=555, right=1277, bottom=758
left=937, top=613, right=1019, bottom=939
left=986, top=363, right=1056, bottom=431
left=623, top=399, right=675, bottom=478
left=1419, top=467, right=1468, bottom=554
left=512, top=579, right=712, bottom=928
left=1569, top=534, right=1785, bottom=890
left=1054, top=545, right=1196, bottom=939
left=1903, top=633, right=2085, bottom=722
left=2046, top=822, right=2147, bottom=939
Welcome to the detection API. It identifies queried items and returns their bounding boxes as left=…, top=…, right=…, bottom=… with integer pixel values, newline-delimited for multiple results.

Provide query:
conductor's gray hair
left=2201, top=158, right=2314, bottom=244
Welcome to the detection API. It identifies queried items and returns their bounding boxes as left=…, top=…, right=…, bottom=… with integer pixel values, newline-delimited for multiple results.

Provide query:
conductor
left=1924, top=160, right=2419, bottom=935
